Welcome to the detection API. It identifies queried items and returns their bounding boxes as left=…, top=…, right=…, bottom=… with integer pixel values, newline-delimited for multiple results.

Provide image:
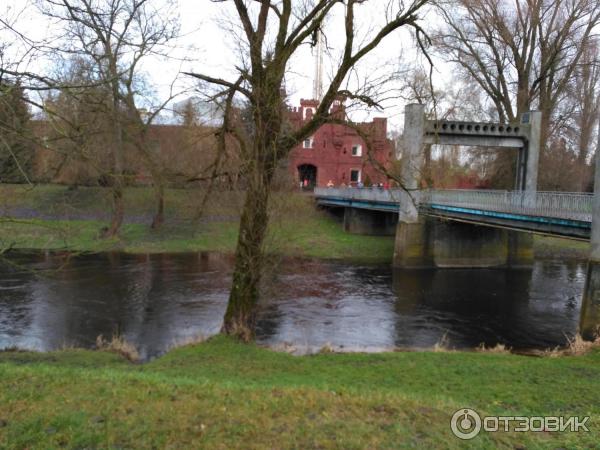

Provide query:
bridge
left=315, top=188, right=592, bottom=240
left=311, top=103, right=600, bottom=340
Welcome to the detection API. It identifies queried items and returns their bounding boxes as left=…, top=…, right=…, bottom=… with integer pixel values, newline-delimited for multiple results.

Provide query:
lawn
left=0, top=337, right=598, bottom=449
left=0, top=183, right=589, bottom=261
left=0, top=183, right=395, bottom=261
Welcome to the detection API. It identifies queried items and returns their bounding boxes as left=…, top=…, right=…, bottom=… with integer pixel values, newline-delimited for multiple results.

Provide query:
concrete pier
left=580, top=143, right=600, bottom=340
left=433, top=220, right=508, bottom=268
left=343, top=207, right=396, bottom=236
left=393, top=217, right=534, bottom=269
left=506, top=231, right=534, bottom=268
left=393, top=220, right=434, bottom=268
left=581, top=263, right=600, bottom=340
left=394, top=104, right=430, bottom=268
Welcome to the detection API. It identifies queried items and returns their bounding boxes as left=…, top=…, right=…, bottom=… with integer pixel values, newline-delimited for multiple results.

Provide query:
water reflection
left=0, top=252, right=231, bottom=360
left=256, top=262, right=398, bottom=352
left=0, top=252, right=587, bottom=359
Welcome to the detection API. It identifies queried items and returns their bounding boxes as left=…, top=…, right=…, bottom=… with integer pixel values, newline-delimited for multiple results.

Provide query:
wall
left=30, top=121, right=224, bottom=186
left=287, top=99, right=394, bottom=188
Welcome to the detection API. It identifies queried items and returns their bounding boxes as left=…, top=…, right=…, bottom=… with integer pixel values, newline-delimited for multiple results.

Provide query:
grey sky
left=4, top=0, right=448, bottom=130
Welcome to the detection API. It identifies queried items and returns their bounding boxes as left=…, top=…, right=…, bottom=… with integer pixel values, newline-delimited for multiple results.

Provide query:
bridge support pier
left=393, top=102, right=537, bottom=269
left=343, top=207, right=396, bottom=236
left=581, top=264, right=600, bottom=340
left=393, top=220, right=434, bottom=268
left=393, top=218, right=533, bottom=269
left=507, top=231, right=534, bottom=268
left=580, top=147, right=600, bottom=340
left=433, top=220, right=508, bottom=268
left=394, top=104, right=432, bottom=268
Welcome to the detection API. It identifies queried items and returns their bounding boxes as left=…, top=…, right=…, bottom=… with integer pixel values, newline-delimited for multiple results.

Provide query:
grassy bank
left=0, top=336, right=598, bottom=448
left=533, top=235, right=589, bottom=260
left=0, top=183, right=589, bottom=260
left=0, top=184, right=394, bottom=261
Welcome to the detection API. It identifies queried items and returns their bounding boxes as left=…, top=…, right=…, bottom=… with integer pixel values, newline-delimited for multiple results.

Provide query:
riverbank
left=0, top=336, right=598, bottom=448
left=0, top=183, right=590, bottom=260
left=0, top=183, right=394, bottom=261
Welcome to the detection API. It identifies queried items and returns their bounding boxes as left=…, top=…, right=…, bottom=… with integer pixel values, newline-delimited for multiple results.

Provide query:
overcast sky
left=4, top=0, right=448, bottom=130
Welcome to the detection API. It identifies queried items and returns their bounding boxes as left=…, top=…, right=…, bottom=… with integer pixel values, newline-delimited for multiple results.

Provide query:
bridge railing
left=314, top=187, right=407, bottom=204
left=420, top=189, right=593, bottom=222
left=315, top=187, right=593, bottom=222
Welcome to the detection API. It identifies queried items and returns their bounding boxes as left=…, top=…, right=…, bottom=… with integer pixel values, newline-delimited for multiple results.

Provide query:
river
left=0, top=251, right=585, bottom=360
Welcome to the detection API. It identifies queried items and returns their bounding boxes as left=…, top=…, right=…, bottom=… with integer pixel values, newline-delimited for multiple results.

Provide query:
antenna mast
left=313, top=29, right=324, bottom=101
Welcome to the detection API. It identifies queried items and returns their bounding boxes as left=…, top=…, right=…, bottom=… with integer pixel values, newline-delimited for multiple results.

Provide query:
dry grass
left=267, top=341, right=298, bottom=354
left=562, top=333, right=600, bottom=356
left=95, top=334, right=139, bottom=362
left=539, top=332, right=600, bottom=357
left=223, top=319, right=254, bottom=342
left=318, top=342, right=335, bottom=354
left=477, top=343, right=512, bottom=354
left=433, top=332, right=453, bottom=352
left=166, top=333, right=207, bottom=352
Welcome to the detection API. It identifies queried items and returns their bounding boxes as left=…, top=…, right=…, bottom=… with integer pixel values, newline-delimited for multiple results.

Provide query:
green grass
left=0, top=336, right=599, bottom=448
left=0, top=183, right=395, bottom=261
left=534, top=235, right=589, bottom=259
left=0, top=183, right=589, bottom=261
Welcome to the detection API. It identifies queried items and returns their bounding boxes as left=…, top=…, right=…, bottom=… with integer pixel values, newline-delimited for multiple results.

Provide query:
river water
left=0, top=251, right=586, bottom=360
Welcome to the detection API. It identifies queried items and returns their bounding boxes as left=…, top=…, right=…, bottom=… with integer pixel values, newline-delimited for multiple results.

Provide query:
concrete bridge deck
left=314, top=188, right=593, bottom=240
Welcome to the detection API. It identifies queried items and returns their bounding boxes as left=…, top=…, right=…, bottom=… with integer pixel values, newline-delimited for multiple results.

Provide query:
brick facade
left=287, top=99, right=394, bottom=188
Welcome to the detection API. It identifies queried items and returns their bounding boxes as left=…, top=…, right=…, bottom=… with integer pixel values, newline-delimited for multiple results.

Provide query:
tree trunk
left=151, top=183, right=165, bottom=229
left=102, top=71, right=125, bottom=238
left=103, top=185, right=124, bottom=238
left=222, top=175, right=271, bottom=340
left=133, top=125, right=167, bottom=230
left=101, top=135, right=125, bottom=238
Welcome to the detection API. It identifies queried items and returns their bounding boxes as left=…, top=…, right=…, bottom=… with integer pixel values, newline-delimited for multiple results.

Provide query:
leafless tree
left=556, top=40, right=600, bottom=190
left=433, top=0, right=600, bottom=189
left=38, top=0, right=182, bottom=235
left=187, top=0, right=430, bottom=340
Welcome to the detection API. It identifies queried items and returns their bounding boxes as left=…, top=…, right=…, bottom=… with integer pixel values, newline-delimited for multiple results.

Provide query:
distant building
left=28, top=98, right=395, bottom=189
left=287, top=99, right=394, bottom=188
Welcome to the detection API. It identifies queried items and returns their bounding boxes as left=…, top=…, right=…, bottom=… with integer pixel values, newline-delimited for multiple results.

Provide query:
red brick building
left=287, top=99, right=394, bottom=188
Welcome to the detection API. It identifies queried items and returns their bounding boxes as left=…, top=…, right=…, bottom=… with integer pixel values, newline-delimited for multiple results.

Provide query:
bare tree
left=40, top=57, right=114, bottom=185
left=433, top=0, right=600, bottom=188
left=187, top=0, right=430, bottom=339
left=38, top=0, right=181, bottom=235
left=559, top=41, right=600, bottom=190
